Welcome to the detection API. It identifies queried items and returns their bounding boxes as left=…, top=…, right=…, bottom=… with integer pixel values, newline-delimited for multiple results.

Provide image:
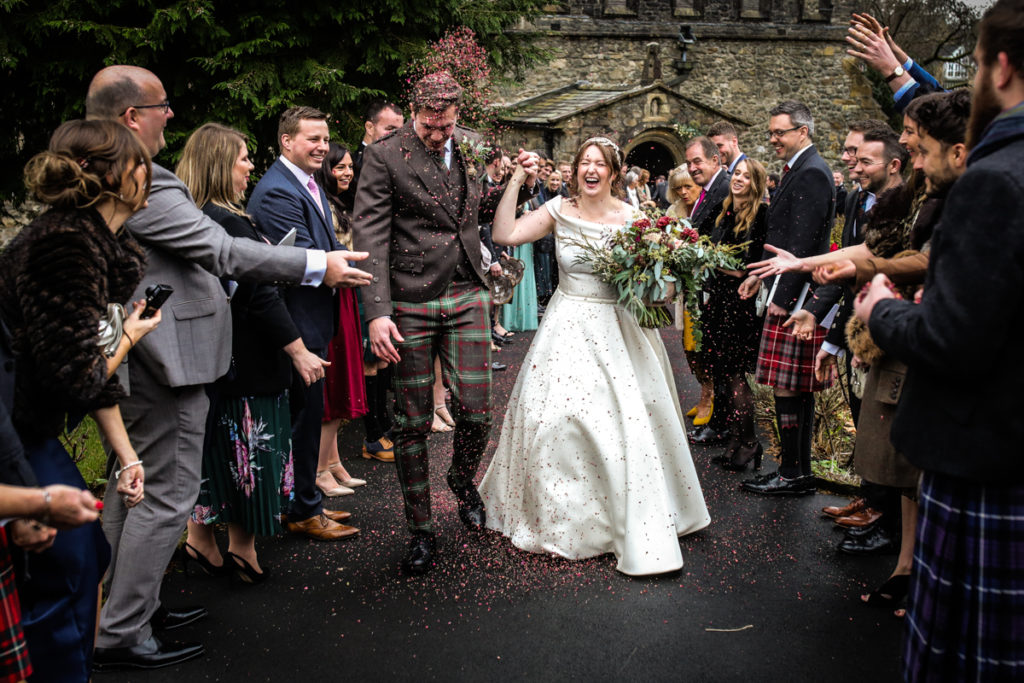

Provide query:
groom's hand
left=369, top=316, right=404, bottom=364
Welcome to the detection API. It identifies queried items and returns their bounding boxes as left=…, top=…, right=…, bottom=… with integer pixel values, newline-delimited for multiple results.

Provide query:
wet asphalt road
left=99, top=328, right=902, bottom=683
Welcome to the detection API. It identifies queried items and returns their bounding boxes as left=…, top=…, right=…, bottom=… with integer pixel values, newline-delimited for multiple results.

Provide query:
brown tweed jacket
left=353, top=122, right=531, bottom=320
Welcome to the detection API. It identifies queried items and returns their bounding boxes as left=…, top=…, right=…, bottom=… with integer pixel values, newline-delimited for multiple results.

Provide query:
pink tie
left=307, top=176, right=324, bottom=216
left=693, top=188, right=706, bottom=214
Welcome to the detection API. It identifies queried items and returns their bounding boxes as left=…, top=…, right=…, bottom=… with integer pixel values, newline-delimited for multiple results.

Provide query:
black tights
left=362, top=369, right=393, bottom=443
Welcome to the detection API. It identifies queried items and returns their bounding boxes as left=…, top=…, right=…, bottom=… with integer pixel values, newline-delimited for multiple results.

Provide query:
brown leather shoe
left=362, top=437, right=395, bottom=462
left=835, top=507, right=882, bottom=528
left=321, top=509, right=352, bottom=523
left=285, top=513, right=359, bottom=541
left=822, top=497, right=866, bottom=519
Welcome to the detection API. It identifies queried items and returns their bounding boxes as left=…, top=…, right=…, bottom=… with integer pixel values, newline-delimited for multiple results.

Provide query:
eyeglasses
left=764, top=126, right=802, bottom=141
left=842, top=146, right=858, bottom=156
left=121, top=101, right=171, bottom=115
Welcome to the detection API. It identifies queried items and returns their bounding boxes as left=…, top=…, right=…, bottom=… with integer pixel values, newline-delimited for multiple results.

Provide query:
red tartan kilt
left=0, top=528, right=31, bottom=683
left=755, top=314, right=834, bottom=392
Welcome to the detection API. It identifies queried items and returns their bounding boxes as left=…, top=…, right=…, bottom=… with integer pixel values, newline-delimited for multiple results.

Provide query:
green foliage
left=0, top=0, right=546, bottom=198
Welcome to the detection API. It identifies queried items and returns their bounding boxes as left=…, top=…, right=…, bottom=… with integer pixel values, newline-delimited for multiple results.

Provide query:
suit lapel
left=402, top=128, right=459, bottom=226
left=274, top=160, right=336, bottom=249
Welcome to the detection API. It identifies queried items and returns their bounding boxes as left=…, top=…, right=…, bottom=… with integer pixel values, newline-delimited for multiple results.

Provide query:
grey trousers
left=96, top=360, right=208, bottom=648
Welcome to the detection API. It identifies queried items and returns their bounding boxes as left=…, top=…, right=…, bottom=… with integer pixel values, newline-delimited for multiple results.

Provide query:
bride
left=478, top=138, right=710, bottom=576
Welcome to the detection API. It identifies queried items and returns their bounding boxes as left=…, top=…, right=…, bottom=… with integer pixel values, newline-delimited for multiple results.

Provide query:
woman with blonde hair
left=178, top=123, right=327, bottom=583
left=0, top=119, right=160, bottom=680
left=665, top=165, right=714, bottom=423
left=703, top=158, right=770, bottom=471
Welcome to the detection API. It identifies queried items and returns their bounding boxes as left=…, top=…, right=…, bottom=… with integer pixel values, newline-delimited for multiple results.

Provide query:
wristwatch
left=885, top=65, right=906, bottom=83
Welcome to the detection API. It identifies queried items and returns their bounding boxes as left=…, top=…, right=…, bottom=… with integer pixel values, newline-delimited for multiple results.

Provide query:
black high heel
left=179, top=542, right=229, bottom=577
left=224, top=551, right=268, bottom=585
left=722, top=441, right=763, bottom=471
left=861, top=573, right=910, bottom=608
left=711, top=439, right=740, bottom=465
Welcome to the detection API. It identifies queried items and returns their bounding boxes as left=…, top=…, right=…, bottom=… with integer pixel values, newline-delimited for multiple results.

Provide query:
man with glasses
left=354, top=71, right=536, bottom=575
left=739, top=100, right=836, bottom=496
left=85, top=65, right=372, bottom=671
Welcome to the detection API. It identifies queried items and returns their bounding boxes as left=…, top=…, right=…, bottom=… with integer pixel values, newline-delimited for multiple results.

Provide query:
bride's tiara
left=582, top=136, right=622, bottom=157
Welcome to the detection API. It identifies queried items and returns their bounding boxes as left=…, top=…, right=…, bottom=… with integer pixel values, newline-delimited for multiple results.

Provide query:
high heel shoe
left=316, top=470, right=354, bottom=497
left=861, top=573, right=909, bottom=607
left=179, top=542, right=229, bottom=577
left=692, top=398, right=714, bottom=426
left=722, top=441, right=763, bottom=471
left=224, top=551, right=268, bottom=585
left=711, top=439, right=740, bottom=465
left=328, top=462, right=365, bottom=488
left=685, top=405, right=699, bottom=418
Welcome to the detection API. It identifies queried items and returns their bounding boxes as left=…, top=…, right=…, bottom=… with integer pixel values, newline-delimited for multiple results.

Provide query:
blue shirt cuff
left=892, top=79, right=916, bottom=102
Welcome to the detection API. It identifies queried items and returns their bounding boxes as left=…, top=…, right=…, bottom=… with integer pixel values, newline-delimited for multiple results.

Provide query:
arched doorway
left=624, top=129, right=684, bottom=183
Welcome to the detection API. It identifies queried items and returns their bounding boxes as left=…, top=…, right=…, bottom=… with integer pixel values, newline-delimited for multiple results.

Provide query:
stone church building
left=496, top=0, right=885, bottom=177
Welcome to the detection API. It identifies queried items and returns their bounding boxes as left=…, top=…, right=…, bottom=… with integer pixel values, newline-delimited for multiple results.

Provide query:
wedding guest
left=637, top=168, right=656, bottom=209
left=624, top=169, right=642, bottom=209
left=707, top=121, right=746, bottom=174
left=857, top=5, right=1024, bottom=674
left=531, top=171, right=561, bottom=306
left=665, top=166, right=701, bottom=218
left=248, top=107, right=362, bottom=543
left=703, top=159, right=769, bottom=471
left=501, top=239, right=539, bottom=333
left=314, top=142, right=370, bottom=495
left=178, top=123, right=329, bottom=582
left=0, top=119, right=160, bottom=680
left=684, top=137, right=730, bottom=443
left=738, top=100, right=836, bottom=496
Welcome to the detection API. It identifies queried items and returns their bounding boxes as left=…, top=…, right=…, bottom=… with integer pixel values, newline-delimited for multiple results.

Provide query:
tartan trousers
left=392, top=281, right=493, bottom=533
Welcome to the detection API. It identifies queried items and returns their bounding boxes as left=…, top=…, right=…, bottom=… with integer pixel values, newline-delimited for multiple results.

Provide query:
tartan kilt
left=903, top=471, right=1024, bottom=682
left=754, top=313, right=833, bottom=392
left=0, top=529, right=31, bottom=683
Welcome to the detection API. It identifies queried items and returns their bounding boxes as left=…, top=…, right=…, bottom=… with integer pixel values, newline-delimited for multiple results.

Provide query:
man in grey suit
left=85, top=65, right=372, bottom=671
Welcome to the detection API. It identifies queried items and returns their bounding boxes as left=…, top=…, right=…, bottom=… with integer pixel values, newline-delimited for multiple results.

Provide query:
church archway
left=624, top=130, right=684, bottom=181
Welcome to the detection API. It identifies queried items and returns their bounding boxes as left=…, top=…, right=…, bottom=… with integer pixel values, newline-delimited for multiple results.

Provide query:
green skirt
left=191, top=392, right=293, bottom=536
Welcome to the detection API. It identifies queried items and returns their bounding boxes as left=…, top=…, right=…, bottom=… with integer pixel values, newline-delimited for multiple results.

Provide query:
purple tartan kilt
left=754, top=314, right=833, bottom=392
left=903, top=472, right=1024, bottom=682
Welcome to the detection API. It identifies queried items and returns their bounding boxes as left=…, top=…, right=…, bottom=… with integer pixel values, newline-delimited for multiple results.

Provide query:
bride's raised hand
left=514, top=149, right=540, bottom=187
left=747, top=244, right=804, bottom=279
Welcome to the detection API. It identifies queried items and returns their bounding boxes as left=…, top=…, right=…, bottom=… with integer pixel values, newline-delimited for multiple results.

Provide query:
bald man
left=85, top=66, right=372, bottom=671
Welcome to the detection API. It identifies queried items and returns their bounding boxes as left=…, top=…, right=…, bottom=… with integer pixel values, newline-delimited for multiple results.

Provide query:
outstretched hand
left=814, top=259, right=856, bottom=284
left=325, top=251, right=373, bottom=288
left=747, top=244, right=804, bottom=279
left=783, top=309, right=817, bottom=341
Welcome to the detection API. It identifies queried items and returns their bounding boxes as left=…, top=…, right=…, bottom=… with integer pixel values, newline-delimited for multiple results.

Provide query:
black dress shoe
left=491, top=361, right=508, bottom=371
left=93, top=636, right=204, bottom=671
left=842, top=520, right=882, bottom=539
left=151, top=605, right=208, bottom=631
left=402, top=533, right=436, bottom=575
left=838, top=524, right=898, bottom=555
left=690, top=426, right=730, bottom=445
left=741, top=472, right=816, bottom=495
left=447, top=478, right=487, bottom=529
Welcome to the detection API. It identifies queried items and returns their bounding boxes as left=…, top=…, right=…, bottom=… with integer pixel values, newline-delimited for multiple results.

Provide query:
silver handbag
left=97, top=303, right=127, bottom=357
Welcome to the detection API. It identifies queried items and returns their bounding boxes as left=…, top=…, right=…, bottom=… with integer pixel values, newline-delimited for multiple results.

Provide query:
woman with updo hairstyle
left=177, top=122, right=327, bottom=583
left=0, top=119, right=161, bottom=681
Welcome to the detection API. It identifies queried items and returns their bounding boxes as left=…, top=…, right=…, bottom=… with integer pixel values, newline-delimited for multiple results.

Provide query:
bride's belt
left=557, top=290, right=618, bottom=305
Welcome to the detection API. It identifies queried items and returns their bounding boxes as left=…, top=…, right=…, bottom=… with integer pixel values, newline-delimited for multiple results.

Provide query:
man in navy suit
left=249, top=107, right=358, bottom=541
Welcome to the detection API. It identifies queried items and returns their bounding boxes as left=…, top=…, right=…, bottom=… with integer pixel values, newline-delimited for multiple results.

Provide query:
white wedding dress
left=479, top=196, right=710, bottom=576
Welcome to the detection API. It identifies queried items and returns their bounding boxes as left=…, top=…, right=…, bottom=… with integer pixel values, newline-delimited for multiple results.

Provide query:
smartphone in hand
left=141, top=284, right=173, bottom=319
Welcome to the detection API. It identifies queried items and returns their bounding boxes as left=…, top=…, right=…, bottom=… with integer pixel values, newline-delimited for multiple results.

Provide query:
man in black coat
left=739, top=100, right=835, bottom=495
left=683, top=136, right=729, bottom=237
left=856, top=4, right=1024, bottom=675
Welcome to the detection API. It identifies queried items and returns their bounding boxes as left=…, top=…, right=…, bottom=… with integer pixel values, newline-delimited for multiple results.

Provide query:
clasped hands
left=9, top=484, right=103, bottom=553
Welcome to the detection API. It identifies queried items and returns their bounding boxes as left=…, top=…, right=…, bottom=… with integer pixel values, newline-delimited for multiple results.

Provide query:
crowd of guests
left=0, top=2, right=1020, bottom=681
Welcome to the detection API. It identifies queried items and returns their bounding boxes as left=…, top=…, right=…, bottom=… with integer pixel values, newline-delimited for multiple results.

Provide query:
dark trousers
left=288, top=347, right=326, bottom=521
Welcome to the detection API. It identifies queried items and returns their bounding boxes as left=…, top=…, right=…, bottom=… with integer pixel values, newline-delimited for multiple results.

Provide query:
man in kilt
left=856, top=1, right=1024, bottom=678
left=354, top=71, right=535, bottom=575
left=739, top=100, right=836, bottom=495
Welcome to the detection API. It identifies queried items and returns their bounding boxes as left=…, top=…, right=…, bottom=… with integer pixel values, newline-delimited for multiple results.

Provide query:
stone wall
left=497, top=0, right=886, bottom=172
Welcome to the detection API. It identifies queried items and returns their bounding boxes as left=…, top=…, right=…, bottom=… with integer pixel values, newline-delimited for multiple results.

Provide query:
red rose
left=681, top=227, right=699, bottom=243
left=634, top=218, right=651, bottom=230
left=829, top=243, right=839, bottom=252
left=656, top=215, right=673, bottom=229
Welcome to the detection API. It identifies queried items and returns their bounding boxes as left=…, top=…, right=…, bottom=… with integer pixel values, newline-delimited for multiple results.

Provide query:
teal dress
left=502, top=242, right=539, bottom=332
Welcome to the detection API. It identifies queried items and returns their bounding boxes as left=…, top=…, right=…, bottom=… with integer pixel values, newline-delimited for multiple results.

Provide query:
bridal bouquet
left=570, top=212, right=747, bottom=342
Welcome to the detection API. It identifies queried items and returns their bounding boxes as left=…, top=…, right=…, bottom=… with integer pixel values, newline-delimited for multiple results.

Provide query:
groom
left=353, top=71, right=536, bottom=574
